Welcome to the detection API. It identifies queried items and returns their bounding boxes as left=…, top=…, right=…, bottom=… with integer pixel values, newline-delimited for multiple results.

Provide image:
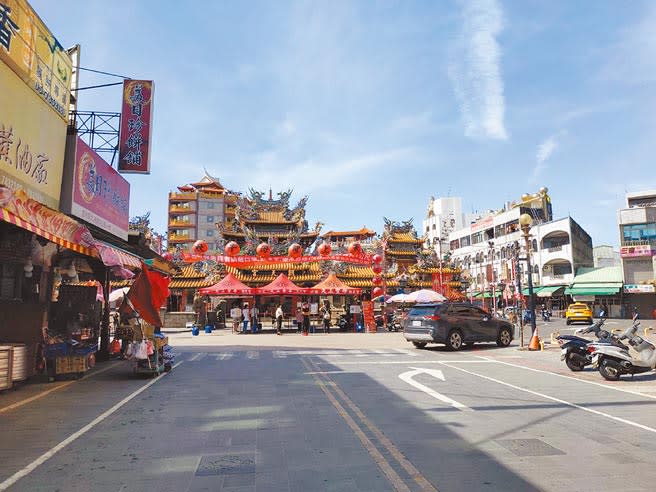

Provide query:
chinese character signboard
left=0, top=61, right=66, bottom=208
left=623, top=284, right=655, bottom=294
left=61, top=137, right=130, bottom=240
left=118, top=80, right=154, bottom=174
left=620, top=245, right=655, bottom=258
left=0, top=0, right=72, bottom=120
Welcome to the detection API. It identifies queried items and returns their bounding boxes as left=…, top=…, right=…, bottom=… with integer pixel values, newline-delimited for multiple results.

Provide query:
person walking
left=301, top=301, right=311, bottom=336
left=275, top=304, right=284, bottom=335
left=251, top=304, right=259, bottom=334
left=321, top=301, right=331, bottom=334
left=242, top=303, right=250, bottom=333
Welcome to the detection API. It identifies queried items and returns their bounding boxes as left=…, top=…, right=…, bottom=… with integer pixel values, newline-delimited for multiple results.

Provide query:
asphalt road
left=2, top=327, right=656, bottom=492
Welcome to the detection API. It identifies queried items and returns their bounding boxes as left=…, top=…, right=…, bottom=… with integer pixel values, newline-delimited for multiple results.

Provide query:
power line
left=78, top=66, right=132, bottom=79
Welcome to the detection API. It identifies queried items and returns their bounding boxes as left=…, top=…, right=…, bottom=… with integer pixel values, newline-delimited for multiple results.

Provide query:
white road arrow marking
left=399, top=367, right=472, bottom=411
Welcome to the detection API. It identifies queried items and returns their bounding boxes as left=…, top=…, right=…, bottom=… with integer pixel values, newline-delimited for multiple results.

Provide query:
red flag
left=126, top=262, right=170, bottom=327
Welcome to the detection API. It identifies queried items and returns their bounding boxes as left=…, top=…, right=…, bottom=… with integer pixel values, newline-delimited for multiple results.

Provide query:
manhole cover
left=196, top=454, right=255, bottom=476
left=494, top=439, right=565, bottom=457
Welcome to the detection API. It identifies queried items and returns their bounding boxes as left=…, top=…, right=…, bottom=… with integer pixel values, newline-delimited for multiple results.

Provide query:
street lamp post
left=519, top=213, right=537, bottom=338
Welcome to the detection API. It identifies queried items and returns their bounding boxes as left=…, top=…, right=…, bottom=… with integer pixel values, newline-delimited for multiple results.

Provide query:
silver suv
left=403, top=302, right=514, bottom=350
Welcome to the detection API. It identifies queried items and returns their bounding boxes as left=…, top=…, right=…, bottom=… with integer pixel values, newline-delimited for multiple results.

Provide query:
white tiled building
left=447, top=189, right=593, bottom=306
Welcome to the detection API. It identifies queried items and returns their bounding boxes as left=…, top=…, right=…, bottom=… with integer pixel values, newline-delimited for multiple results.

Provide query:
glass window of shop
left=622, top=223, right=656, bottom=242
left=494, top=224, right=505, bottom=238
left=450, top=239, right=460, bottom=250
left=472, top=232, right=483, bottom=245
left=460, top=235, right=471, bottom=247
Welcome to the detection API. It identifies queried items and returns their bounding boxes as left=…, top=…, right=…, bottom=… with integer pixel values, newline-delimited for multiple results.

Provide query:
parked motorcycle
left=589, top=315, right=656, bottom=381
left=337, top=314, right=352, bottom=332
left=557, top=315, right=625, bottom=371
left=375, top=312, right=395, bottom=330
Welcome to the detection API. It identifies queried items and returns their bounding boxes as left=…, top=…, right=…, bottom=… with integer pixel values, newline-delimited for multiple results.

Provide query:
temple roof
left=322, top=227, right=376, bottom=238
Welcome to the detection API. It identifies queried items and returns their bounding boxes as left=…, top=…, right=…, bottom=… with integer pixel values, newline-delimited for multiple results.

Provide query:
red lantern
left=372, top=254, right=383, bottom=265
left=224, top=241, right=240, bottom=257
left=256, top=242, right=271, bottom=258
left=288, top=243, right=303, bottom=258
left=162, top=252, right=173, bottom=262
left=317, top=242, right=332, bottom=256
left=372, top=287, right=384, bottom=298
left=192, top=240, right=208, bottom=254
left=371, top=264, right=383, bottom=274
left=372, top=275, right=383, bottom=286
left=348, top=242, right=362, bottom=256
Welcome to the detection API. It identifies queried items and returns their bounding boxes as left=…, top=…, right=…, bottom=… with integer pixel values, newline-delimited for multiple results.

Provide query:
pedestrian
left=251, top=304, right=259, bottom=334
left=275, top=304, right=284, bottom=335
left=301, top=301, right=311, bottom=336
left=242, top=303, right=250, bottom=333
left=321, top=302, right=331, bottom=334
left=295, top=308, right=303, bottom=333
left=230, top=304, right=242, bottom=334
left=601, top=302, right=609, bottom=318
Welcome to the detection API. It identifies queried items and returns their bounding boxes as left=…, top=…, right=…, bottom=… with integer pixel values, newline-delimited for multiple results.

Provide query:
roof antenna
left=269, top=188, right=273, bottom=200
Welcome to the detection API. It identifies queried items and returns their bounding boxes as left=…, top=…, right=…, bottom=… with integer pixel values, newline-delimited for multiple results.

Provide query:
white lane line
left=476, top=356, right=656, bottom=401
left=217, top=352, right=233, bottom=361
left=394, top=349, right=418, bottom=357
left=246, top=351, right=259, bottom=360
left=188, top=353, right=202, bottom=361
left=439, top=361, right=656, bottom=434
left=0, top=361, right=184, bottom=491
left=399, top=367, right=472, bottom=411
left=318, top=359, right=495, bottom=366
left=304, top=371, right=354, bottom=375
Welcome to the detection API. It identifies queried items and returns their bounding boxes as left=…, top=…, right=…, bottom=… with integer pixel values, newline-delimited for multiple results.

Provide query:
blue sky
left=32, top=0, right=656, bottom=248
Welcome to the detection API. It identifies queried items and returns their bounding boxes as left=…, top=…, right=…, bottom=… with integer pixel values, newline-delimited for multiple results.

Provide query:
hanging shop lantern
left=224, top=241, right=241, bottom=257
left=256, top=242, right=271, bottom=258
left=192, top=240, right=209, bottom=254
left=371, top=264, right=383, bottom=275
left=372, top=287, right=384, bottom=298
left=288, top=243, right=303, bottom=258
left=317, top=242, right=332, bottom=256
left=372, top=275, right=383, bottom=286
left=348, top=242, right=362, bottom=256
left=372, top=254, right=383, bottom=265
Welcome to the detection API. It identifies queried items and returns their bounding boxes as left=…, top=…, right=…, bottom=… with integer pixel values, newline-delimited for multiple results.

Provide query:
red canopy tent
left=255, top=273, right=316, bottom=295
left=311, top=273, right=361, bottom=295
left=198, top=273, right=256, bottom=296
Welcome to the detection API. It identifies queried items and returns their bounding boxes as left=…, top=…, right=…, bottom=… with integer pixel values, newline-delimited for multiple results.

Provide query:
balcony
left=169, top=205, right=193, bottom=214
left=169, top=192, right=196, bottom=201
left=168, top=234, right=194, bottom=242
left=169, top=220, right=193, bottom=228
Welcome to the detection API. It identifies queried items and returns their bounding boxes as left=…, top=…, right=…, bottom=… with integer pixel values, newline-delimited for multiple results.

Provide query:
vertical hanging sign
left=117, top=79, right=154, bottom=174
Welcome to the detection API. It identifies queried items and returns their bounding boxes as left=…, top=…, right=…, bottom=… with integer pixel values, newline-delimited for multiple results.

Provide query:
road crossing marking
left=214, top=352, right=233, bottom=361
left=273, top=349, right=421, bottom=358
left=246, top=351, right=259, bottom=360
left=439, top=361, right=656, bottom=434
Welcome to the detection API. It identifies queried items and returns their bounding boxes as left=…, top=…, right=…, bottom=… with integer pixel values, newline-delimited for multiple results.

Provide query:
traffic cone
left=528, top=329, right=540, bottom=351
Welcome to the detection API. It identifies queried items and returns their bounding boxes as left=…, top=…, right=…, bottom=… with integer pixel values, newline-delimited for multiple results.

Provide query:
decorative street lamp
left=519, top=213, right=537, bottom=338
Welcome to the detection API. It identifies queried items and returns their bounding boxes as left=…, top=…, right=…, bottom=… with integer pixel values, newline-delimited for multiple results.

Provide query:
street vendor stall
left=44, top=283, right=101, bottom=381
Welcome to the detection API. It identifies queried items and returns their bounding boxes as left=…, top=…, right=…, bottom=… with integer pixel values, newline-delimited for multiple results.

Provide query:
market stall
left=44, top=283, right=101, bottom=381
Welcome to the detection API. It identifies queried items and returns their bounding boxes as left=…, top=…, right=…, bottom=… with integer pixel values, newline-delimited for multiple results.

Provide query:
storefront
left=564, top=266, right=624, bottom=318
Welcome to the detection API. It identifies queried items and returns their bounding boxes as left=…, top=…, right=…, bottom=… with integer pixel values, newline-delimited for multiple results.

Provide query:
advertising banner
left=118, top=80, right=154, bottom=174
left=623, top=284, right=655, bottom=294
left=0, top=61, right=66, bottom=208
left=0, top=0, right=72, bottom=120
left=69, top=137, right=130, bottom=240
left=620, top=245, right=655, bottom=258
left=362, top=301, right=376, bottom=333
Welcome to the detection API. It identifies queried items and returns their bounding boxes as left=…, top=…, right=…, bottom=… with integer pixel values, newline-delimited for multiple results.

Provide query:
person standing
left=301, top=301, right=311, bottom=336
left=230, top=304, right=242, bottom=334
left=295, top=308, right=303, bottom=333
left=321, top=302, right=331, bottom=334
left=275, top=304, right=284, bottom=335
left=251, top=304, right=259, bottom=334
left=242, top=303, right=250, bottom=333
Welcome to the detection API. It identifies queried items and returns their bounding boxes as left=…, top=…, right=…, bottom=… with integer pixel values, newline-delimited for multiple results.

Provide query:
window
left=532, top=239, right=538, bottom=252
left=460, top=235, right=471, bottom=247
left=207, top=202, right=215, bottom=209
left=206, top=216, right=215, bottom=223
left=472, top=232, right=483, bottom=244
left=622, top=223, right=656, bottom=242
left=206, top=230, right=214, bottom=237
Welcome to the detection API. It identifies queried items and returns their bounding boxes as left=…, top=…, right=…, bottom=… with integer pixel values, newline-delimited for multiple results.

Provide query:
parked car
left=565, top=302, right=593, bottom=325
left=402, top=302, right=514, bottom=350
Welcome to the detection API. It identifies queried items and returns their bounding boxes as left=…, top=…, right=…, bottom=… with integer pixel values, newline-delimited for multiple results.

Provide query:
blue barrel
left=191, top=326, right=199, bottom=336
left=204, top=325, right=213, bottom=334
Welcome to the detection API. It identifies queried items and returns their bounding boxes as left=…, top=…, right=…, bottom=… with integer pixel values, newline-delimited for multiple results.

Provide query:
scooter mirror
left=632, top=313, right=639, bottom=322
left=599, top=310, right=606, bottom=319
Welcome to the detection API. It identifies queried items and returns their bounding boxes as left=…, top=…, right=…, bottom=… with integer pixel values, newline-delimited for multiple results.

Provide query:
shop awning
left=311, top=273, right=362, bottom=295
left=94, top=242, right=142, bottom=269
left=256, top=273, right=317, bottom=295
left=537, top=286, right=565, bottom=297
left=1, top=188, right=95, bottom=256
left=198, top=273, right=255, bottom=295
left=481, top=291, right=501, bottom=298
left=521, top=286, right=544, bottom=296
left=564, top=283, right=622, bottom=296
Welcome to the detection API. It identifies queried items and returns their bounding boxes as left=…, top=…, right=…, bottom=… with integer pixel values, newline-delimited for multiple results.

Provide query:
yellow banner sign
left=0, top=62, right=66, bottom=208
left=0, top=0, right=72, bottom=120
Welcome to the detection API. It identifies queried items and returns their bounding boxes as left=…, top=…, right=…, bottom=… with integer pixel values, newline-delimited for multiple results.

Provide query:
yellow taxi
left=565, top=302, right=593, bottom=325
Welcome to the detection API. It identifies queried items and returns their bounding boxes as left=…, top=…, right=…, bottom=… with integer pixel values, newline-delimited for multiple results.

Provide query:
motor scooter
left=557, top=314, right=625, bottom=371
left=589, top=315, right=656, bottom=381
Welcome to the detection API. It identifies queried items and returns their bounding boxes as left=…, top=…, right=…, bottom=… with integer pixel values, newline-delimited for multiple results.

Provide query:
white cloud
left=532, top=135, right=559, bottom=182
left=449, top=0, right=507, bottom=140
